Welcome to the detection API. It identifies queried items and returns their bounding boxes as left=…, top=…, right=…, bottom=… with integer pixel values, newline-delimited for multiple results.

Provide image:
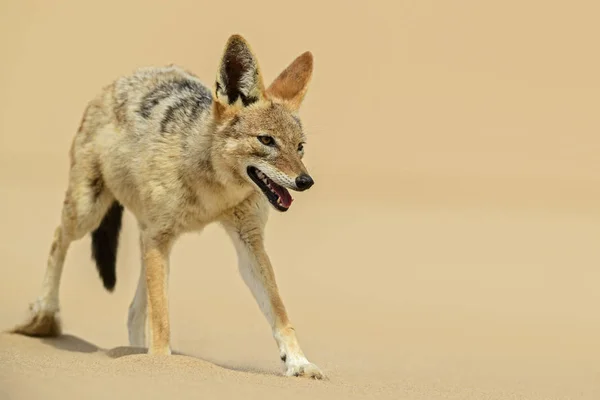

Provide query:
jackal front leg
left=141, top=231, right=173, bottom=356
left=221, top=203, right=324, bottom=379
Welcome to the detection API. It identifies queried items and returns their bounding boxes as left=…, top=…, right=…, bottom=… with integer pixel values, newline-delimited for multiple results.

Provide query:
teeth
left=255, top=169, right=280, bottom=198
left=256, top=170, right=269, bottom=185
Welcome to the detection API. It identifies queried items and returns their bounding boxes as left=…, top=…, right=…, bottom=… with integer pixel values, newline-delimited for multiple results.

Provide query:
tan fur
left=144, top=245, right=171, bottom=355
left=11, top=34, right=323, bottom=379
left=267, top=51, right=314, bottom=111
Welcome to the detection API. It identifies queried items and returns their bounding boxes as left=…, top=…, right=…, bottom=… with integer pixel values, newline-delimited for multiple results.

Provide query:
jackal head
left=211, top=34, right=314, bottom=212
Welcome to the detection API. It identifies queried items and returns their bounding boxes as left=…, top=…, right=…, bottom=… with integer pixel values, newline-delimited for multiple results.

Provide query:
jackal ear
left=214, top=34, right=266, bottom=109
left=266, top=51, right=313, bottom=111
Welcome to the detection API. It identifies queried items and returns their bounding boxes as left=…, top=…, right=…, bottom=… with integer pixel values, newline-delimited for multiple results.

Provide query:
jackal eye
left=298, top=143, right=304, bottom=152
left=257, top=135, right=275, bottom=146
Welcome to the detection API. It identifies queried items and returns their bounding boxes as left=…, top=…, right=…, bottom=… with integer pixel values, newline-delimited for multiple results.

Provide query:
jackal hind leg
left=11, top=153, right=115, bottom=337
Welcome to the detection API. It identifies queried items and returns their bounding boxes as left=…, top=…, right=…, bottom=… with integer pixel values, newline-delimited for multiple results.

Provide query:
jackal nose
left=295, top=174, right=314, bottom=191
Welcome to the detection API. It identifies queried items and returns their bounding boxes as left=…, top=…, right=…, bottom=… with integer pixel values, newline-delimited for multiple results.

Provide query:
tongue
left=273, top=185, right=293, bottom=208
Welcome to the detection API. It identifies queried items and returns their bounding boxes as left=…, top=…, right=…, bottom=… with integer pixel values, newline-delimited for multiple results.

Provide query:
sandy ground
left=1, top=1, right=599, bottom=399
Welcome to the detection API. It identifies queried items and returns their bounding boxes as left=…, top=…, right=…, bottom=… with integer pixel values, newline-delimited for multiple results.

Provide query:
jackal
left=12, top=34, right=323, bottom=379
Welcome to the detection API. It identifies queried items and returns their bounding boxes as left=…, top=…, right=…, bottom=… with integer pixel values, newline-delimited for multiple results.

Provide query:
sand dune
left=1, top=0, right=599, bottom=399
left=2, top=191, right=598, bottom=399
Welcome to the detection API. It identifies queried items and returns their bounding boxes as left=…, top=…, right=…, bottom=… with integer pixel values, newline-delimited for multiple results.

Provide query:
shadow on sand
left=34, top=333, right=278, bottom=376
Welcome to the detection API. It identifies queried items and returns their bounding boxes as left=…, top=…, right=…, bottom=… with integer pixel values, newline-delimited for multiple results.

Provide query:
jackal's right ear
left=213, top=34, right=266, bottom=112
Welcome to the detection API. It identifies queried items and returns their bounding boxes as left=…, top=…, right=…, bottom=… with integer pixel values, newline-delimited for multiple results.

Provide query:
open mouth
left=247, top=166, right=293, bottom=212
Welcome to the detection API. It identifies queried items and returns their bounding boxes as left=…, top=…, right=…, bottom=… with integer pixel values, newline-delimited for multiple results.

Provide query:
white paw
left=285, top=361, right=325, bottom=380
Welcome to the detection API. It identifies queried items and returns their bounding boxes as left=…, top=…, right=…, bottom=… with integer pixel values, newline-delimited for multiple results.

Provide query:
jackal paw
left=285, top=360, right=325, bottom=380
left=11, top=302, right=61, bottom=338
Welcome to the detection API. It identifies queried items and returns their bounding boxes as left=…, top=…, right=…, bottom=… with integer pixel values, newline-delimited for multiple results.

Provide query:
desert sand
left=1, top=1, right=599, bottom=399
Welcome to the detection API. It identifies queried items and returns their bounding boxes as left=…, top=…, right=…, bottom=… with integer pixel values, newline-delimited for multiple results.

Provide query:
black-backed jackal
left=12, top=34, right=323, bottom=379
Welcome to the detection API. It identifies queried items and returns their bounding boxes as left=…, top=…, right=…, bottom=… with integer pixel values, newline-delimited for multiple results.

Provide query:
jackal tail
left=91, top=201, right=124, bottom=291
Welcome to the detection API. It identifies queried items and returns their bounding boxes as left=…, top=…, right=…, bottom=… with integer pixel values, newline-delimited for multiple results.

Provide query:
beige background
left=1, top=1, right=599, bottom=399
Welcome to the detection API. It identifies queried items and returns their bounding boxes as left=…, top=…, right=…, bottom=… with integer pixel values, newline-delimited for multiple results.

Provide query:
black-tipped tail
left=91, top=201, right=124, bottom=292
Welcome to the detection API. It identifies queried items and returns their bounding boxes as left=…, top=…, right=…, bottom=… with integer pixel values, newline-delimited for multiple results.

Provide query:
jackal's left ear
left=214, top=34, right=266, bottom=109
left=266, top=51, right=314, bottom=111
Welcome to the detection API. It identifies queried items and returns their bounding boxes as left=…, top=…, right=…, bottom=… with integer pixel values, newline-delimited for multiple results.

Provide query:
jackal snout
left=295, top=173, right=314, bottom=191
left=274, top=154, right=314, bottom=191
left=243, top=146, right=313, bottom=212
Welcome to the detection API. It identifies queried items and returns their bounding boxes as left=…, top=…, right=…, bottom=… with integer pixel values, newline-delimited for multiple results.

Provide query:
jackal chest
left=178, top=184, right=253, bottom=230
